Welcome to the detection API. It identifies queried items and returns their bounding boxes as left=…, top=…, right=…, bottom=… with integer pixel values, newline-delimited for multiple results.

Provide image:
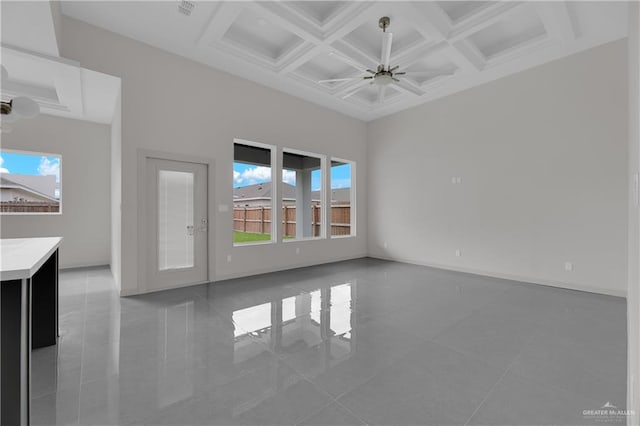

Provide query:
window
left=233, top=141, right=275, bottom=244
left=282, top=150, right=324, bottom=240
left=0, top=149, right=61, bottom=214
left=330, top=159, right=354, bottom=237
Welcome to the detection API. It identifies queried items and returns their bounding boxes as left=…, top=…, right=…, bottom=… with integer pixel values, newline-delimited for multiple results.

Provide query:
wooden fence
left=0, top=202, right=60, bottom=213
left=234, top=205, right=351, bottom=237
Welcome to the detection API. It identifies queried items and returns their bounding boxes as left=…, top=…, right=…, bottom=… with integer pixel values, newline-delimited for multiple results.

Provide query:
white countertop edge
left=0, top=237, right=63, bottom=281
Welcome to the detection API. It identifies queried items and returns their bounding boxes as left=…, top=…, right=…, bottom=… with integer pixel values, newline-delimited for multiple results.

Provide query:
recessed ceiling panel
left=467, top=5, right=547, bottom=58
left=344, top=15, right=426, bottom=64
left=403, top=51, right=457, bottom=86
left=437, top=1, right=493, bottom=23
left=223, top=8, right=304, bottom=61
left=287, top=1, right=349, bottom=26
left=296, top=52, right=361, bottom=86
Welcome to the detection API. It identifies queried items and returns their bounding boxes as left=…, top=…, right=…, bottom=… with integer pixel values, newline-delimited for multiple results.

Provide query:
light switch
left=218, top=204, right=229, bottom=212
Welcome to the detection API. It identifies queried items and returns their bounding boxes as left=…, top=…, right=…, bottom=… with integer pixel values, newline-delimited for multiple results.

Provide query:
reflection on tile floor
left=32, top=258, right=627, bottom=425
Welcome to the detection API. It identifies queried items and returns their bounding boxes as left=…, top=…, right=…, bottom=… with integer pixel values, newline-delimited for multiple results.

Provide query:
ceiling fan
left=319, top=16, right=455, bottom=103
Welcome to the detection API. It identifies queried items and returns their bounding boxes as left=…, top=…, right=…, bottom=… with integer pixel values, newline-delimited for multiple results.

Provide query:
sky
left=0, top=151, right=61, bottom=182
left=0, top=151, right=61, bottom=199
left=234, top=162, right=351, bottom=191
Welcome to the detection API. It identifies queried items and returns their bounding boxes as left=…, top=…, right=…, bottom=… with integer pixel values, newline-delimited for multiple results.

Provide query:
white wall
left=627, top=3, right=640, bottom=423
left=110, top=91, right=122, bottom=291
left=368, top=40, right=628, bottom=296
left=1, top=114, right=111, bottom=268
left=60, top=17, right=368, bottom=295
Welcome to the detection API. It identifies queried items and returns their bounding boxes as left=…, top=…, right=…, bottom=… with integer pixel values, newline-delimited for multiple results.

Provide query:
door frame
left=137, top=149, right=216, bottom=294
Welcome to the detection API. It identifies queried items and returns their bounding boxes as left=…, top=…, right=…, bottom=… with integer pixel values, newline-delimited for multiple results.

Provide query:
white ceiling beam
left=484, top=34, right=554, bottom=68
left=196, top=3, right=243, bottom=48
left=335, top=79, right=370, bottom=99
left=448, top=41, right=486, bottom=72
left=2, top=81, right=59, bottom=103
left=1, top=45, right=83, bottom=116
left=322, top=3, right=387, bottom=45
left=321, top=2, right=377, bottom=40
left=408, top=2, right=453, bottom=40
left=330, top=41, right=377, bottom=71
left=392, top=41, right=450, bottom=70
left=448, top=2, right=525, bottom=43
left=392, top=79, right=425, bottom=97
left=248, top=2, right=323, bottom=45
left=534, top=2, right=577, bottom=43
left=278, top=44, right=324, bottom=75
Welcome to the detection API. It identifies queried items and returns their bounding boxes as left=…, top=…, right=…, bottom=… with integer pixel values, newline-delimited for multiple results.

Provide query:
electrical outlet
left=295, top=247, right=300, bottom=255
left=451, top=177, right=457, bottom=184
left=565, top=262, right=573, bottom=272
left=455, top=249, right=462, bottom=257
left=457, top=177, right=462, bottom=184
left=227, top=254, right=232, bottom=263
left=383, top=242, right=388, bottom=249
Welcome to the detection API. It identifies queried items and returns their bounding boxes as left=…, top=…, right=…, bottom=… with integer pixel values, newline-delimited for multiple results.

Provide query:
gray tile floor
left=32, top=258, right=627, bottom=425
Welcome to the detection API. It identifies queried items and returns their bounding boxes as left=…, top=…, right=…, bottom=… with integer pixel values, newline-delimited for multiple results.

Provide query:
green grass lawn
left=233, top=231, right=295, bottom=243
left=234, top=231, right=272, bottom=243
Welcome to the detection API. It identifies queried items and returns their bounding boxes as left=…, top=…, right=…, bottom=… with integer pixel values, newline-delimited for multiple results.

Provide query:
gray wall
left=1, top=114, right=111, bottom=268
left=627, top=2, right=640, bottom=420
left=110, top=91, right=122, bottom=291
left=60, top=16, right=368, bottom=295
left=367, top=40, right=628, bottom=296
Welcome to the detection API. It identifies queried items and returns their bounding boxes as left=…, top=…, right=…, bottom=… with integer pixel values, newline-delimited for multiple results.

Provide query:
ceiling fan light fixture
left=374, top=73, right=393, bottom=86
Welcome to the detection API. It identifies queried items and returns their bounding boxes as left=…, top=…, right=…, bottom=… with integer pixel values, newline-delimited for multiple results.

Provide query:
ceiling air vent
left=177, top=0, right=195, bottom=16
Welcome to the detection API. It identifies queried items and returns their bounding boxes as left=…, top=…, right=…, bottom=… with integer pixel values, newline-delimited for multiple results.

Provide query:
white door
left=147, top=158, right=208, bottom=290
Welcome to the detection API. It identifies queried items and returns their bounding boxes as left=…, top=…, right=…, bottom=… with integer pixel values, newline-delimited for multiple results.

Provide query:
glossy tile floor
left=32, top=258, right=627, bottom=426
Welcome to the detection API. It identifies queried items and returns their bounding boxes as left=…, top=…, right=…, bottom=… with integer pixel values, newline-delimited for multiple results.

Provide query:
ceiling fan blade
left=342, top=86, right=363, bottom=99
left=318, top=77, right=363, bottom=83
left=377, top=85, right=386, bottom=103
left=380, top=32, right=393, bottom=71
left=398, top=70, right=456, bottom=77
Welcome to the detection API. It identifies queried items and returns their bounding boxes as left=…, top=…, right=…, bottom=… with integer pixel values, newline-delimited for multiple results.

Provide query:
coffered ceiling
left=61, top=1, right=628, bottom=121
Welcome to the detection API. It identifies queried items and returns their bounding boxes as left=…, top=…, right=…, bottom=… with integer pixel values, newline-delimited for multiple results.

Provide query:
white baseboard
left=368, top=254, right=627, bottom=298
left=119, top=253, right=369, bottom=296
left=213, top=253, right=368, bottom=283
left=60, top=263, right=110, bottom=271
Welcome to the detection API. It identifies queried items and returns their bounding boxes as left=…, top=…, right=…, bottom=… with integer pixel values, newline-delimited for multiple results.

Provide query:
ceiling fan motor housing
left=379, top=16, right=390, bottom=31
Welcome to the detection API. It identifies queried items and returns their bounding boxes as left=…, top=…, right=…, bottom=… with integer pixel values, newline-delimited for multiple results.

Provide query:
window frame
left=330, top=157, right=356, bottom=239
left=0, top=148, right=62, bottom=216
left=281, top=147, right=327, bottom=242
left=232, top=138, right=277, bottom=247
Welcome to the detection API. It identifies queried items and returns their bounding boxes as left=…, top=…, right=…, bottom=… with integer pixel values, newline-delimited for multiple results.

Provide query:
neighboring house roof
left=1, top=173, right=57, bottom=198
left=233, top=182, right=295, bottom=200
left=0, top=176, right=58, bottom=202
left=326, top=188, right=351, bottom=203
left=233, top=182, right=351, bottom=203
